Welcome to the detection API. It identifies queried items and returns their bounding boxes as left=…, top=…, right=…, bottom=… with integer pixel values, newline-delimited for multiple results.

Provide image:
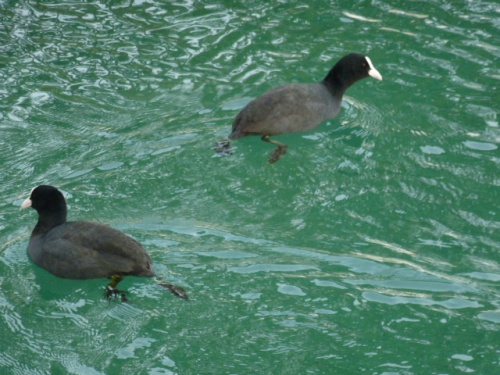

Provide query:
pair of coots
left=23, top=53, right=381, bottom=300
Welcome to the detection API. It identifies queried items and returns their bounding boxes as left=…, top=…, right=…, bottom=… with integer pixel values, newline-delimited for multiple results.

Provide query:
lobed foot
left=105, top=286, right=128, bottom=302
left=157, top=280, right=189, bottom=301
left=213, top=140, right=234, bottom=157
left=268, top=145, right=288, bottom=164
left=105, top=274, right=127, bottom=302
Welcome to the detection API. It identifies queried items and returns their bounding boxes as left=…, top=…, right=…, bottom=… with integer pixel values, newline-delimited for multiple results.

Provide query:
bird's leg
left=105, top=274, right=127, bottom=302
left=261, top=135, right=287, bottom=164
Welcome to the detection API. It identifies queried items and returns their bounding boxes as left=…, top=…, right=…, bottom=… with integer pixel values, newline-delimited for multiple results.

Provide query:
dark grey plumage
left=22, top=185, right=187, bottom=300
left=228, top=53, right=382, bottom=163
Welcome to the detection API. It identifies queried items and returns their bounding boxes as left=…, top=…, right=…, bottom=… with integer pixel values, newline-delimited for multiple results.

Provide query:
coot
left=21, top=185, right=188, bottom=301
left=229, top=53, right=382, bottom=163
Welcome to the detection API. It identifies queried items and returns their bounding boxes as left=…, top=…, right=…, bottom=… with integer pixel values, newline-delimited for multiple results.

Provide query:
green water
left=1, top=1, right=499, bottom=374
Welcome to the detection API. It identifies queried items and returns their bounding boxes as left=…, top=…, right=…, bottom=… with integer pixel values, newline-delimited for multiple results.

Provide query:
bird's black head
left=323, top=53, right=382, bottom=94
left=22, top=185, right=68, bottom=223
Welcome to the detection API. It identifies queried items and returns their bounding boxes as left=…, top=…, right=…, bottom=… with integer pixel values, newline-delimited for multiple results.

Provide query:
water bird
left=21, top=185, right=188, bottom=301
left=227, top=53, right=382, bottom=163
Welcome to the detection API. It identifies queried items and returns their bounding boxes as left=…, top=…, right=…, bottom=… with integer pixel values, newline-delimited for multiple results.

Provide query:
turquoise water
left=1, top=1, right=499, bottom=374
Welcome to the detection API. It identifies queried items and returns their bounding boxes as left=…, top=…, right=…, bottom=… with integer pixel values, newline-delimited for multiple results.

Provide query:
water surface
left=1, top=1, right=499, bottom=374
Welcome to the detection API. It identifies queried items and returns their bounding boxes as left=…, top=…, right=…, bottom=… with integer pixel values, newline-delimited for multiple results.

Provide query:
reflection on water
left=1, top=0, right=499, bottom=374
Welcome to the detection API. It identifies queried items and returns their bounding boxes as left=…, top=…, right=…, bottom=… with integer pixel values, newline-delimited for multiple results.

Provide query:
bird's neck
left=33, top=210, right=67, bottom=235
left=322, top=65, right=356, bottom=98
left=322, top=76, right=346, bottom=100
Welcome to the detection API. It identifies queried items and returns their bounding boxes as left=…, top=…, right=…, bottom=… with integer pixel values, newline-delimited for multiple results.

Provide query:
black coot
left=228, top=53, right=382, bottom=163
left=21, top=185, right=188, bottom=301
